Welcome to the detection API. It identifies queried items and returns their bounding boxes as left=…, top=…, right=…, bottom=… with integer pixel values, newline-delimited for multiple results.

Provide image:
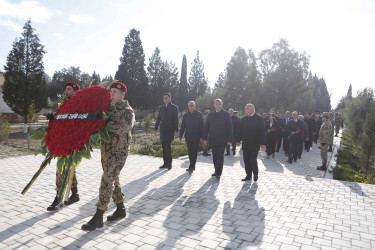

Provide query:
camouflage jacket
left=318, top=120, right=332, bottom=144
left=101, top=100, right=135, bottom=156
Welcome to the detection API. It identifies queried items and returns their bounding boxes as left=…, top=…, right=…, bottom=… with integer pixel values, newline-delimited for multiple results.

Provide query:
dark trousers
left=282, top=133, right=289, bottom=153
left=288, top=142, right=299, bottom=162
left=186, top=139, right=200, bottom=170
left=212, top=144, right=226, bottom=176
left=276, top=134, right=283, bottom=151
left=226, top=142, right=236, bottom=154
left=162, top=140, right=172, bottom=166
left=305, top=137, right=312, bottom=150
left=298, top=141, right=304, bottom=157
left=243, top=150, right=259, bottom=179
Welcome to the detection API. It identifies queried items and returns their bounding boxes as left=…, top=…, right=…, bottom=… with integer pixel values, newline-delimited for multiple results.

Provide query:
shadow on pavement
left=223, top=183, right=265, bottom=249
left=341, top=181, right=368, bottom=197
left=156, top=178, right=220, bottom=249
left=63, top=172, right=191, bottom=249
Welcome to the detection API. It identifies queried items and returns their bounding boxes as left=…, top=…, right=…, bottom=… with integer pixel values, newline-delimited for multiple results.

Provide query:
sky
left=1, top=0, right=375, bottom=108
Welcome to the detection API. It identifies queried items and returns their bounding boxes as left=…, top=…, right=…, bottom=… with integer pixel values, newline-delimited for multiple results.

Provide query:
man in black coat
left=282, top=111, right=291, bottom=154
left=203, top=99, right=233, bottom=179
left=179, top=101, right=204, bottom=173
left=304, top=112, right=316, bottom=151
left=276, top=111, right=284, bottom=152
left=154, top=93, right=179, bottom=170
left=226, top=108, right=240, bottom=156
left=236, top=104, right=265, bottom=182
left=286, top=111, right=304, bottom=163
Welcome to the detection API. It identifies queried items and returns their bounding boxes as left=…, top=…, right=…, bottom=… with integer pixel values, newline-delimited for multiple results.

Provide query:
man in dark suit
left=286, top=111, right=304, bottom=163
left=226, top=108, right=240, bottom=156
left=179, top=101, right=204, bottom=174
left=236, top=104, right=265, bottom=182
left=282, top=111, right=291, bottom=155
left=304, top=112, right=316, bottom=151
left=203, top=99, right=233, bottom=179
left=276, top=111, right=284, bottom=152
left=154, top=93, right=179, bottom=170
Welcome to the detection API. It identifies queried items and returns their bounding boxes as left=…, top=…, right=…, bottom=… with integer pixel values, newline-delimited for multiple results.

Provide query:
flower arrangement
left=21, top=83, right=119, bottom=203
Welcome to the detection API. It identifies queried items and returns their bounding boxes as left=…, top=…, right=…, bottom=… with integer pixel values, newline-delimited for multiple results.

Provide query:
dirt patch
left=0, top=127, right=40, bottom=159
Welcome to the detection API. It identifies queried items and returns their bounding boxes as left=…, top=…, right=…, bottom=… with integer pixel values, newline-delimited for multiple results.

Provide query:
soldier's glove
left=95, top=110, right=103, bottom=120
left=46, top=113, right=54, bottom=121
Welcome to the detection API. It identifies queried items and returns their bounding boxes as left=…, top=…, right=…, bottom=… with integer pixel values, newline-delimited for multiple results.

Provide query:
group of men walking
left=46, top=84, right=341, bottom=232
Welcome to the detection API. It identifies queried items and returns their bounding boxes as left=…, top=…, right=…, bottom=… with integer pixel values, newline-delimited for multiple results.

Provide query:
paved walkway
left=0, top=131, right=374, bottom=250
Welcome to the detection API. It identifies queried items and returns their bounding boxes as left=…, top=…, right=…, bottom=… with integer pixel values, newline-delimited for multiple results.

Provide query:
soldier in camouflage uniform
left=82, top=82, right=135, bottom=231
left=47, top=82, right=80, bottom=211
left=317, top=112, right=332, bottom=171
left=328, top=112, right=334, bottom=152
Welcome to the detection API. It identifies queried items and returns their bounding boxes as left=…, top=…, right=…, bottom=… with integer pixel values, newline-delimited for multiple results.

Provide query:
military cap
left=321, top=112, right=329, bottom=118
left=234, top=111, right=238, bottom=114
left=110, top=82, right=127, bottom=92
left=65, top=82, right=80, bottom=91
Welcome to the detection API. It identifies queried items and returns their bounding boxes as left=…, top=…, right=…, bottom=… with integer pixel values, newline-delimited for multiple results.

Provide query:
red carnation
left=45, top=86, right=111, bottom=156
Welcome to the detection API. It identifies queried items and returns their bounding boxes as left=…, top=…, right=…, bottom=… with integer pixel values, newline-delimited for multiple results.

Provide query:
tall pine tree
left=188, top=51, right=208, bottom=101
left=115, top=29, right=149, bottom=109
left=147, top=47, right=164, bottom=111
left=177, top=55, right=189, bottom=111
left=3, top=19, right=47, bottom=128
left=347, top=84, right=352, bottom=99
left=91, top=71, right=101, bottom=86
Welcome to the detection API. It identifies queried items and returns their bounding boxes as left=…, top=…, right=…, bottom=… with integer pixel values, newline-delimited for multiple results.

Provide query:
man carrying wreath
left=82, top=82, right=135, bottom=231
left=47, top=82, right=81, bottom=211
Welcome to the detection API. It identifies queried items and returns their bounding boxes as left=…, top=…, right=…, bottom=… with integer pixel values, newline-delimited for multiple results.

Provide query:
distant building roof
left=0, top=93, right=14, bottom=113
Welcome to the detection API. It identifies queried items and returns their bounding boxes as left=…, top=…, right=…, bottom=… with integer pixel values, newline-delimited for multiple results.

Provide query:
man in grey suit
left=154, top=93, right=179, bottom=170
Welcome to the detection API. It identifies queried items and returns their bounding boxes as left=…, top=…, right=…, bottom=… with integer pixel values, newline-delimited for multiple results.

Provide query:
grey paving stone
left=0, top=135, right=374, bottom=250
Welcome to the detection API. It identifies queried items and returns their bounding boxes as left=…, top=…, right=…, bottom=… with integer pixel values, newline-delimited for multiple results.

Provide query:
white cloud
left=110, top=2, right=127, bottom=14
left=55, top=10, right=62, bottom=14
left=53, top=33, right=64, bottom=39
left=69, top=15, right=93, bottom=24
left=0, top=19, right=22, bottom=32
left=0, top=0, right=53, bottom=23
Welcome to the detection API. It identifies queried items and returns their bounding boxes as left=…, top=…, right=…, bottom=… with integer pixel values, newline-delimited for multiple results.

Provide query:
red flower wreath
left=45, top=86, right=111, bottom=156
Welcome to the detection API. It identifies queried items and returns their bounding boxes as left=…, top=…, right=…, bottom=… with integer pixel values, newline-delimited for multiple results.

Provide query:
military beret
left=110, top=82, right=127, bottom=92
left=65, top=82, right=80, bottom=91
left=321, top=112, right=329, bottom=118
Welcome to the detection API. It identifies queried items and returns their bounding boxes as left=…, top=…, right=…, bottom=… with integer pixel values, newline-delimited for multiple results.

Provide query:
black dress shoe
left=186, top=168, right=194, bottom=174
left=203, top=152, right=211, bottom=156
left=107, top=203, right=126, bottom=221
left=47, top=196, right=61, bottom=211
left=254, top=176, right=258, bottom=182
left=159, top=165, right=168, bottom=169
left=241, top=177, right=251, bottom=181
left=211, top=173, right=216, bottom=177
left=167, top=164, right=172, bottom=170
left=233, top=152, right=236, bottom=155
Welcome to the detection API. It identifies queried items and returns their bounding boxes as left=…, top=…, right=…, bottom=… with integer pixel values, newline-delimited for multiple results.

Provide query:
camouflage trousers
left=56, top=168, right=77, bottom=192
left=96, top=153, right=128, bottom=211
left=320, top=143, right=329, bottom=164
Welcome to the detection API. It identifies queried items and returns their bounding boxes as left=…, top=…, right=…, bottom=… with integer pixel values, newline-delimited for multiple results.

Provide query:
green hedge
left=331, top=130, right=373, bottom=184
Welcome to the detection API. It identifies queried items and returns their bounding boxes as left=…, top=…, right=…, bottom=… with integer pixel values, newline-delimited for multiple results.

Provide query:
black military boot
left=64, top=187, right=80, bottom=205
left=328, top=146, right=332, bottom=152
left=317, top=164, right=327, bottom=171
left=82, top=208, right=104, bottom=231
left=47, top=196, right=61, bottom=211
left=107, top=203, right=126, bottom=221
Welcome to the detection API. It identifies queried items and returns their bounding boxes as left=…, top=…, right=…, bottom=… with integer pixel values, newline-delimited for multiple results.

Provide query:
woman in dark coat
left=265, top=114, right=278, bottom=159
